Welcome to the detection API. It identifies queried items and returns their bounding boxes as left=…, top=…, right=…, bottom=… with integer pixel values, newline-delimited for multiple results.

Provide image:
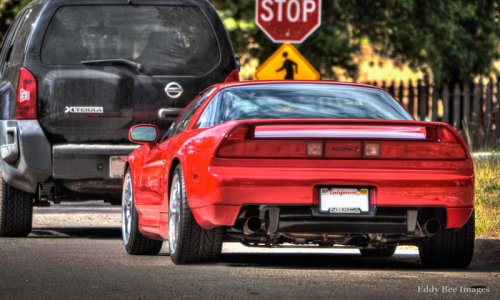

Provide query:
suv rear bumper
left=53, top=144, right=137, bottom=179
left=0, top=120, right=52, bottom=193
left=0, top=120, right=136, bottom=193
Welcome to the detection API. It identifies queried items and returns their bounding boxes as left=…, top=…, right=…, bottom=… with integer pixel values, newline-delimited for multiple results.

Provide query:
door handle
left=158, top=108, right=183, bottom=120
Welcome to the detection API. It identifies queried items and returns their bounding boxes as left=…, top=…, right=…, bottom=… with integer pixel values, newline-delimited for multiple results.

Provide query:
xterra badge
left=64, top=106, right=104, bottom=114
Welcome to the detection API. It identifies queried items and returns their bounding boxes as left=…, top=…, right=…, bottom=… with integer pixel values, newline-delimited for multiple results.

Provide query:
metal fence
left=368, top=78, right=499, bottom=151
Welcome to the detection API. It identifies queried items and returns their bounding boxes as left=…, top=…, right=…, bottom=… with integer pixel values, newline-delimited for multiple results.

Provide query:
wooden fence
left=367, top=78, right=499, bottom=151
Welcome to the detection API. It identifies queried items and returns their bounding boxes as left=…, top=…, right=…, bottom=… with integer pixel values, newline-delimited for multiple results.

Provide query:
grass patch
left=474, top=156, right=500, bottom=237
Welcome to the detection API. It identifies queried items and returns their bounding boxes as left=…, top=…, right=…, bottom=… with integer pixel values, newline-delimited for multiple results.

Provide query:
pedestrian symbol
left=276, top=52, right=298, bottom=79
left=255, top=43, right=320, bottom=81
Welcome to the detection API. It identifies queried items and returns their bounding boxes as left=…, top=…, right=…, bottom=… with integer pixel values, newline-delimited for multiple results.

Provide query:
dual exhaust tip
left=243, top=217, right=263, bottom=235
left=422, top=218, right=442, bottom=237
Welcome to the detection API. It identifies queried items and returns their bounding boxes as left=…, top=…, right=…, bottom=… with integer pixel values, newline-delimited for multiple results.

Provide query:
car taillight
left=375, top=127, right=467, bottom=159
left=224, top=69, right=240, bottom=83
left=16, top=67, right=37, bottom=119
left=217, top=125, right=308, bottom=158
left=216, top=125, right=467, bottom=160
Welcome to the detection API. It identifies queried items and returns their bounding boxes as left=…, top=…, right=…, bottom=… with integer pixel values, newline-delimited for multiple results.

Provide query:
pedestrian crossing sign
left=254, top=43, right=320, bottom=80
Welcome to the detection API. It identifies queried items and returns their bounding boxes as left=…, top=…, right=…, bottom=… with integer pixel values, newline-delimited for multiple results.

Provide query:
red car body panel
left=126, top=81, right=474, bottom=241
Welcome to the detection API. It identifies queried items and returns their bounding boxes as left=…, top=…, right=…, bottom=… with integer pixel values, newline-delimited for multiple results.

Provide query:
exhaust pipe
left=243, top=217, right=263, bottom=235
left=422, top=219, right=441, bottom=237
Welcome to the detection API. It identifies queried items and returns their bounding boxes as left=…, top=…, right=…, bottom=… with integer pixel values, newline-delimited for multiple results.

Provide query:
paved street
left=0, top=202, right=498, bottom=299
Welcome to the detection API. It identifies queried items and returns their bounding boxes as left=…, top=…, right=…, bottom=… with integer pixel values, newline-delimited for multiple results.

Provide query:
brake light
left=224, top=69, right=240, bottom=83
left=16, top=67, right=37, bottom=119
left=217, top=125, right=308, bottom=158
left=216, top=125, right=250, bottom=157
left=376, top=127, right=466, bottom=159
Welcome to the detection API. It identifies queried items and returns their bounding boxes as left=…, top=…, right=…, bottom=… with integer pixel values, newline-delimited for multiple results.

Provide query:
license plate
left=109, top=156, right=127, bottom=179
left=319, top=187, right=370, bottom=214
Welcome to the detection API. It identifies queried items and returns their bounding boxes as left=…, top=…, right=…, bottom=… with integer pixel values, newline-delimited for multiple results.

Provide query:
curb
left=474, top=238, right=500, bottom=264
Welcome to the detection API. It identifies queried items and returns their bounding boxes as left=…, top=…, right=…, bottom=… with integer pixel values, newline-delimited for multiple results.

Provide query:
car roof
left=217, top=80, right=386, bottom=91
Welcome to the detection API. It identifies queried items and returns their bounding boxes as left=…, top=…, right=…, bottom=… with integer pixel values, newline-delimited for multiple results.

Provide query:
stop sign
left=256, top=0, right=322, bottom=43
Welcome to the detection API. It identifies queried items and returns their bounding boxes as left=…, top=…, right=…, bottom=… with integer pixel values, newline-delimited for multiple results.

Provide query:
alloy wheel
left=122, top=172, right=133, bottom=244
left=168, top=173, right=181, bottom=255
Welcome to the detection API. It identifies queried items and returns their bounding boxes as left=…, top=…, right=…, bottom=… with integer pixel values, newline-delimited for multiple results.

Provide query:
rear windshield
left=197, top=84, right=412, bottom=128
left=41, top=5, right=220, bottom=76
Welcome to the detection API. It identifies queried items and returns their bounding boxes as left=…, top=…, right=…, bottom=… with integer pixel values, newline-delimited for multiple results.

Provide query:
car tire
left=0, top=173, right=33, bottom=237
left=418, top=212, right=475, bottom=268
left=122, top=169, right=162, bottom=255
left=359, top=244, right=397, bottom=257
left=168, top=165, right=224, bottom=265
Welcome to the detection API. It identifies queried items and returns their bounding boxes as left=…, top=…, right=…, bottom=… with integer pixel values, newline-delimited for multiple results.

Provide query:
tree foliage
left=212, top=0, right=499, bottom=85
left=0, top=0, right=30, bottom=44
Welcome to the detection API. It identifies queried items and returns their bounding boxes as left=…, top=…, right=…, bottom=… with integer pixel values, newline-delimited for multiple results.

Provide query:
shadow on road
left=220, top=252, right=423, bottom=270
left=219, top=253, right=499, bottom=272
left=30, top=227, right=122, bottom=239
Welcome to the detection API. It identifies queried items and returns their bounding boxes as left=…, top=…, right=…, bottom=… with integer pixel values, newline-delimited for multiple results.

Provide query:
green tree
left=212, top=0, right=499, bottom=85
left=0, top=0, right=30, bottom=44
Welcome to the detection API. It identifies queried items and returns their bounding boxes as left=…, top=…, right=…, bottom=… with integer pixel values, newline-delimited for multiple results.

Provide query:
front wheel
left=122, top=169, right=162, bottom=255
left=168, top=165, right=224, bottom=264
left=0, top=173, right=33, bottom=237
left=418, top=212, right=475, bottom=268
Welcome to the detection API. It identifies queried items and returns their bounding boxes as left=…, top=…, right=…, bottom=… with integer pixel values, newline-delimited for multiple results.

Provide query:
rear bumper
left=0, top=120, right=52, bottom=193
left=53, top=144, right=137, bottom=179
left=53, top=144, right=138, bottom=193
left=190, top=165, right=474, bottom=230
left=0, top=120, right=136, bottom=193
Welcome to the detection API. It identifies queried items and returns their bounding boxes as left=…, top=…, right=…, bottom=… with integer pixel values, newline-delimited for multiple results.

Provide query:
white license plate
left=109, top=156, right=127, bottom=179
left=320, top=187, right=370, bottom=214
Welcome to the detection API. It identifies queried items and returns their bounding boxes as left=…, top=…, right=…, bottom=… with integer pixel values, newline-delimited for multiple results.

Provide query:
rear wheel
left=0, top=173, right=33, bottom=237
left=418, top=212, right=475, bottom=268
left=359, top=244, right=397, bottom=257
left=122, top=169, right=162, bottom=255
left=168, top=165, right=224, bottom=264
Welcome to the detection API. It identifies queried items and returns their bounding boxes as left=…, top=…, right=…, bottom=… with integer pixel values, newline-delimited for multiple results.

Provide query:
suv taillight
left=224, top=69, right=240, bottom=83
left=16, top=67, right=37, bottom=119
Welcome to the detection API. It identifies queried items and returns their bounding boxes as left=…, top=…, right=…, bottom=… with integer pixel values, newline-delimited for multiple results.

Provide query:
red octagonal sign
left=256, top=0, right=322, bottom=43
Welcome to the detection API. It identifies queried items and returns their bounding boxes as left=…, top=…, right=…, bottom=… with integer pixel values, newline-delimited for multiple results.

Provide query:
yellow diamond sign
left=255, top=43, right=320, bottom=80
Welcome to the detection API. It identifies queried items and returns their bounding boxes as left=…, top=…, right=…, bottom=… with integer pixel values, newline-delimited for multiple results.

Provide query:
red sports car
left=122, top=81, right=474, bottom=267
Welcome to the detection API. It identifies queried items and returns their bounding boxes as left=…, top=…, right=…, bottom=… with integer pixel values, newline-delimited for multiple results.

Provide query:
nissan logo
left=164, top=82, right=183, bottom=99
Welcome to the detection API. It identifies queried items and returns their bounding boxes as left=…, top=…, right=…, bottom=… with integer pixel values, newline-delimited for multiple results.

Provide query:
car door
left=135, top=88, right=216, bottom=224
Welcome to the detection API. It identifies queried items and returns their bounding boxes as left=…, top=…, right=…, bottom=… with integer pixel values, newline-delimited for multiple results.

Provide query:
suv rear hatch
left=34, top=2, right=235, bottom=143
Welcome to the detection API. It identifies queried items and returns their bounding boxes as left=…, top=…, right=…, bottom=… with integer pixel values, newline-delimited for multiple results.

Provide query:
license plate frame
left=109, top=156, right=127, bottom=179
left=319, top=187, right=371, bottom=215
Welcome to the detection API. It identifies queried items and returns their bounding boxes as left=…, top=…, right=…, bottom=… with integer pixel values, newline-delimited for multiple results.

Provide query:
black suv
left=0, top=0, right=238, bottom=236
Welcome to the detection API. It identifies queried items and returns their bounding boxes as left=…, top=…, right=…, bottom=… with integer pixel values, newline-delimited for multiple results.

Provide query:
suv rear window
left=41, top=5, right=220, bottom=76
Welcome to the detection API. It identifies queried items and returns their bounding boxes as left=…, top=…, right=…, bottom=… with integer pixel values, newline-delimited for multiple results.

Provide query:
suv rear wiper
left=81, top=59, right=143, bottom=72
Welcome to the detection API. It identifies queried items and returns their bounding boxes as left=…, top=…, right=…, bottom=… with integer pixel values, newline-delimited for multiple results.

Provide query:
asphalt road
left=0, top=202, right=498, bottom=300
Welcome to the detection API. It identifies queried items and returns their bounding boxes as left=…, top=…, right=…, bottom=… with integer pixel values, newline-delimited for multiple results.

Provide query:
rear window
left=41, top=5, right=220, bottom=76
left=197, top=84, right=412, bottom=128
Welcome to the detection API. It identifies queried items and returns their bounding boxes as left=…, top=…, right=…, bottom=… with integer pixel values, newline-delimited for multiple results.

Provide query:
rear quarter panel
left=175, top=122, right=239, bottom=209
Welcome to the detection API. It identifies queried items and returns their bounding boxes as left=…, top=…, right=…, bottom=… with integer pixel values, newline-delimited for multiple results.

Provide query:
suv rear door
left=30, top=1, right=236, bottom=143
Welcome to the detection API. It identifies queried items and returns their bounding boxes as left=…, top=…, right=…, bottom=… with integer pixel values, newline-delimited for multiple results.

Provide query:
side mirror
left=128, top=124, right=159, bottom=145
